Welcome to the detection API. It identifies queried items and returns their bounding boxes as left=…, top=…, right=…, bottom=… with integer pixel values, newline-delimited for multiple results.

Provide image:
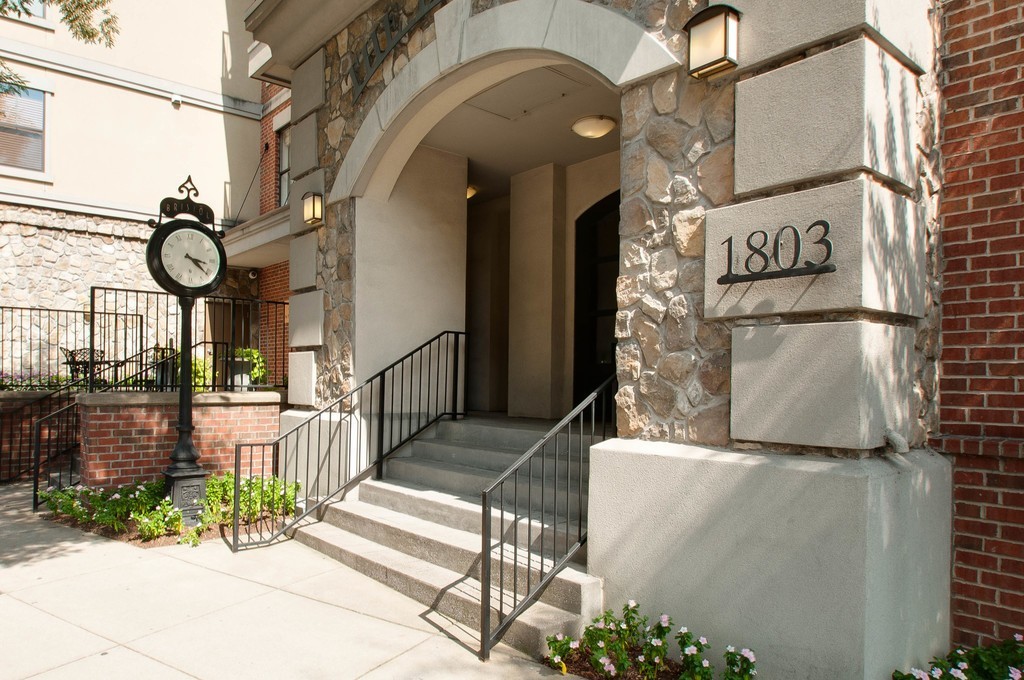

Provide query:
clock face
left=160, top=227, right=222, bottom=289
left=146, top=219, right=227, bottom=297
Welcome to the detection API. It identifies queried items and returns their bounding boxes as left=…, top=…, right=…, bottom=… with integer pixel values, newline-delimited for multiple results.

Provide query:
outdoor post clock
left=146, top=219, right=227, bottom=297
left=145, top=177, right=224, bottom=526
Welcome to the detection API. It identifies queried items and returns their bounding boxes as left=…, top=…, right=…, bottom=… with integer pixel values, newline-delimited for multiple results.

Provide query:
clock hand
left=184, top=253, right=209, bottom=274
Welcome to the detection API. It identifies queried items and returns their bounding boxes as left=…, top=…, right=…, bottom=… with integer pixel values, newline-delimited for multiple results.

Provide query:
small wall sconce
left=684, top=4, right=741, bottom=79
left=302, top=191, right=323, bottom=225
left=466, top=186, right=478, bottom=200
left=571, top=115, right=617, bottom=139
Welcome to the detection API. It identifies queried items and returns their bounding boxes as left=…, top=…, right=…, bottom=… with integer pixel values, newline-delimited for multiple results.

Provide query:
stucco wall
left=353, top=145, right=467, bottom=380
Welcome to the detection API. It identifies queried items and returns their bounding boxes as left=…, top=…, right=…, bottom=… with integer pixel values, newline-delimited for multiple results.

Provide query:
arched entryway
left=328, top=0, right=679, bottom=419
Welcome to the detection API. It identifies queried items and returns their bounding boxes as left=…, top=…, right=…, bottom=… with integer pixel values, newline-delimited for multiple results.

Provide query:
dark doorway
left=573, top=191, right=619, bottom=404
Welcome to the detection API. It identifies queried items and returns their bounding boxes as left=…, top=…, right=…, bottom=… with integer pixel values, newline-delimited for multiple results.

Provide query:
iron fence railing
left=232, top=331, right=466, bottom=551
left=2, top=286, right=289, bottom=485
left=479, top=376, right=615, bottom=660
left=32, top=403, right=79, bottom=507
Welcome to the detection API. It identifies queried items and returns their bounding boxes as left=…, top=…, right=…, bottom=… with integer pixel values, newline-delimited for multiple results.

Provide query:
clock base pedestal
left=165, top=467, right=210, bottom=527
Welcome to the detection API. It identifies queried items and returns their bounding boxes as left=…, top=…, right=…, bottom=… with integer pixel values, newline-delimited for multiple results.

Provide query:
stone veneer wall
left=309, top=0, right=942, bottom=453
left=0, top=205, right=155, bottom=310
left=78, top=393, right=280, bottom=488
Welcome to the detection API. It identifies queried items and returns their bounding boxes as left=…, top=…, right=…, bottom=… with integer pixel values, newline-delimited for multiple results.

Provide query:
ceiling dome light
left=571, top=115, right=617, bottom=139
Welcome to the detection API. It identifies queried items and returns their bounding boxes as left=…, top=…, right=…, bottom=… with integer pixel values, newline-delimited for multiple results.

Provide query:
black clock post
left=145, top=178, right=228, bottom=526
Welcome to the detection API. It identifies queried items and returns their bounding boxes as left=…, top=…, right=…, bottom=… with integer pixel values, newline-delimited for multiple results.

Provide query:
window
left=0, top=87, right=45, bottom=172
left=25, top=1, right=45, bottom=17
left=278, top=127, right=290, bottom=206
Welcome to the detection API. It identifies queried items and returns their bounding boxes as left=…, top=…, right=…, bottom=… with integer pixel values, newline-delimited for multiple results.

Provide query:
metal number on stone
left=718, top=220, right=837, bottom=285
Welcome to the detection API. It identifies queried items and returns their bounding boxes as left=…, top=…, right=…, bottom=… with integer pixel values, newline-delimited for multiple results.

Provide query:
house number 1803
left=717, top=220, right=838, bottom=285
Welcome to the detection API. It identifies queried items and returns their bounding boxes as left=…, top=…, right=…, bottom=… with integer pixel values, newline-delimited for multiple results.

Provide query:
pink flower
left=660, top=614, right=670, bottom=626
left=570, top=640, right=579, bottom=649
left=1017, top=634, right=1024, bottom=643
left=555, top=633, right=563, bottom=641
left=910, top=670, right=929, bottom=680
left=702, top=660, right=710, bottom=668
left=742, top=649, right=756, bottom=663
left=1010, top=668, right=1022, bottom=680
left=699, top=636, right=708, bottom=645
left=949, top=670, right=966, bottom=680
left=685, top=645, right=698, bottom=655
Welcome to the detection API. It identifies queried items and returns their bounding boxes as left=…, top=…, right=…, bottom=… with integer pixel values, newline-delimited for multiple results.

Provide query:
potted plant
left=231, top=347, right=267, bottom=390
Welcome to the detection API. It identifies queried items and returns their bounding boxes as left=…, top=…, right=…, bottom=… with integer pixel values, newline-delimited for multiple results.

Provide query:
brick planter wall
left=935, top=0, right=1024, bottom=647
left=77, top=392, right=281, bottom=488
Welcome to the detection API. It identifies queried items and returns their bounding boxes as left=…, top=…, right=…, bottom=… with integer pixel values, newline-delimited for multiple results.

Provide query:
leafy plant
left=191, top=356, right=213, bottom=392
left=893, top=634, right=1024, bottom=680
left=131, top=497, right=182, bottom=541
left=544, top=600, right=756, bottom=679
left=234, top=347, right=267, bottom=384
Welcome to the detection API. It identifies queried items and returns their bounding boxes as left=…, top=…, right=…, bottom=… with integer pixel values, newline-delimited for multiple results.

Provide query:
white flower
left=552, top=655, right=561, bottom=664
left=685, top=645, right=697, bottom=656
left=679, top=626, right=688, bottom=634
left=659, top=614, right=670, bottom=626
left=110, top=493, right=121, bottom=500
left=555, top=633, right=564, bottom=641
left=957, top=662, right=967, bottom=670
left=652, top=639, right=662, bottom=647
left=599, top=656, right=609, bottom=665
left=699, top=636, right=707, bottom=645
left=628, top=600, right=637, bottom=608
left=597, top=641, right=604, bottom=648
left=638, top=655, right=645, bottom=663
left=570, top=640, right=579, bottom=649
left=654, top=657, right=660, bottom=664
left=949, top=670, right=966, bottom=680
left=727, top=645, right=735, bottom=653
left=930, top=668, right=942, bottom=678
left=1017, top=633, right=1024, bottom=642
left=702, top=660, right=710, bottom=668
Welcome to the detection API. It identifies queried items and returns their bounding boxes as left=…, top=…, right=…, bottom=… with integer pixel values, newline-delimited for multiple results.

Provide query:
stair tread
left=360, top=478, right=588, bottom=536
left=326, top=498, right=595, bottom=585
left=413, top=437, right=533, bottom=456
left=298, top=521, right=585, bottom=625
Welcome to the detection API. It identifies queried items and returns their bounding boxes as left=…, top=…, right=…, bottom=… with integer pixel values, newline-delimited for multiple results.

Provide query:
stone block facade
left=77, top=393, right=280, bottom=488
left=932, top=0, right=1024, bottom=648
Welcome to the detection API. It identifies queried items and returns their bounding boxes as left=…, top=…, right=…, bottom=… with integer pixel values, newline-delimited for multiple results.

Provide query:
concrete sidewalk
left=0, top=483, right=567, bottom=679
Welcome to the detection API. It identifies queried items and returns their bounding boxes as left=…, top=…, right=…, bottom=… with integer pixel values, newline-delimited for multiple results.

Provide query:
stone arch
left=328, top=0, right=680, bottom=203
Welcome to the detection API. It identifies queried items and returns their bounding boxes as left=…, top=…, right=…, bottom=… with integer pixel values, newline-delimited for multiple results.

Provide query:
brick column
left=934, top=0, right=1024, bottom=647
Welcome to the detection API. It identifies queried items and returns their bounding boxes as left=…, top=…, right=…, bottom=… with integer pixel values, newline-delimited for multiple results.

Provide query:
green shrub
left=234, top=347, right=267, bottom=384
left=893, top=635, right=1024, bottom=680
left=545, top=600, right=756, bottom=680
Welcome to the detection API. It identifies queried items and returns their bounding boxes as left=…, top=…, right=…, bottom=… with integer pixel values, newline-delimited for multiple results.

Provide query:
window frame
left=0, top=78, right=53, bottom=183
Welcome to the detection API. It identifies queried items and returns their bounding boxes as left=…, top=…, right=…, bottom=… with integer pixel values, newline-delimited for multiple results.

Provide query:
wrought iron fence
left=232, top=331, right=466, bottom=551
left=2, top=286, right=289, bottom=485
left=479, top=376, right=615, bottom=660
left=32, top=404, right=79, bottom=507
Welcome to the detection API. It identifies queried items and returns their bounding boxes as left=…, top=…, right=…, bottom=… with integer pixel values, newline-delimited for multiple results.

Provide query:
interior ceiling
left=420, top=64, right=620, bottom=202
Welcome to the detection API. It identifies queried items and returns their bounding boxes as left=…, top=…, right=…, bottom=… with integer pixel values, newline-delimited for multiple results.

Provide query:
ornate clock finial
left=177, top=176, right=200, bottom=199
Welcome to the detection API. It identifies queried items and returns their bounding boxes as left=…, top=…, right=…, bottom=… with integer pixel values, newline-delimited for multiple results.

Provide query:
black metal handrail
left=31, top=403, right=79, bottom=509
left=232, top=330, right=466, bottom=551
left=479, top=376, right=615, bottom=660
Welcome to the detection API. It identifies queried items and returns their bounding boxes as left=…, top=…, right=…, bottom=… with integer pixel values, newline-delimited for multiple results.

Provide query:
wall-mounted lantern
left=684, top=4, right=741, bottom=79
left=302, top=191, right=323, bottom=225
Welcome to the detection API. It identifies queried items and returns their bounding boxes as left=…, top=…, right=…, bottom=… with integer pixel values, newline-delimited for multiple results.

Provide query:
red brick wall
left=259, top=84, right=291, bottom=215
left=79, top=397, right=279, bottom=488
left=935, top=0, right=1024, bottom=648
left=258, top=261, right=290, bottom=386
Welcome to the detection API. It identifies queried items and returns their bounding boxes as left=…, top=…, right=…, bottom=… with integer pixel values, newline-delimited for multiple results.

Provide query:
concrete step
left=385, top=457, right=589, bottom=515
left=295, top=521, right=588, bottom=658
left=408, top=438, right=591, bottom=479
left=321, top=499, right=600, bottom=617
left=430, top=418, right=551, bottom=450
left=358, top=479, right=588, bottom=565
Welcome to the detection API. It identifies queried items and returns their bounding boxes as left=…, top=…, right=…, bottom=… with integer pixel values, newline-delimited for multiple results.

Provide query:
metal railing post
left=232, top=445, right=242, bottom=552
left=451, top=332, right=460, bottom=420
left=376, top=376, right=386, bottom=480
left=480, top=489, right=492, bottom=661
